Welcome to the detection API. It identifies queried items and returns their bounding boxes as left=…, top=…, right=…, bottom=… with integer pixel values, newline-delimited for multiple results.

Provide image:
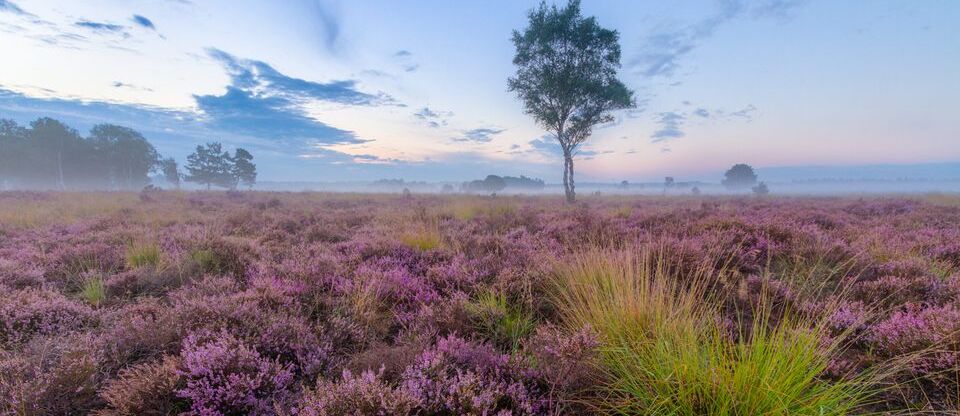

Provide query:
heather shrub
left=524, top=325, right=601, bottom=413
left=296, top=369, right=418, bottom=416
left=99, top=298, right=182, bottom=371
left=187, top=237, right=258, bottom=279
left=176, top=330, right=295, bottom=415
left=96, top=356, right=187, bottom=416
left=0, top=334, right=103, bottom=415
left=399, top=335, right=544, bottom=414
left=0, top=287, right=97, bottom=347
left=0, top=193, right=958, bottom=413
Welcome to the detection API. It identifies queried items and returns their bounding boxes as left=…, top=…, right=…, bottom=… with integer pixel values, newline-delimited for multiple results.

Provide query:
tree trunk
left=56, top=147, right=65, bottom=191
left=562, top=148, right=576, bottom=203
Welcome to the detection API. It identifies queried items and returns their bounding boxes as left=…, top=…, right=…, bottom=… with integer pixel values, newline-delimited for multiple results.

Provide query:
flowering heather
left=0, top=192, right=958, bottom=413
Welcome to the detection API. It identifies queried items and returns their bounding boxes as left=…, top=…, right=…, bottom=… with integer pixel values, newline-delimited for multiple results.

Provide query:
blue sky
left=0, top=0, right=957, bottom=182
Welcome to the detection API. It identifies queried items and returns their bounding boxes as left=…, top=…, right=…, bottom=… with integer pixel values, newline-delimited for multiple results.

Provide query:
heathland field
left=1, top=191, right=958, bottom=415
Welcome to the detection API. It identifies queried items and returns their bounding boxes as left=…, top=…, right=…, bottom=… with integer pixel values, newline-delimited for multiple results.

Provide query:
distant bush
left=753, top=181, right=770, bottom=195
left=462, top=175, right=507, bottom=193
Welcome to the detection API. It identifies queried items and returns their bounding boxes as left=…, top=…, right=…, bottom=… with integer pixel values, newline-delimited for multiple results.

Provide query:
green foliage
left=398, top=225, right=442, bottom=251
left=469, top=291, right=536, bottom=351
left=126, top=243, right=161, bottom=269
left=189, top=249, right=223, bottom=274
left=80, top=275, right=106, bottom=307
left=509, top=0, right=634, bottom=202
left=184, top=142, right=236, bottom=190
left=89, top=124, right=160, bottom=190
left=553, top=250, right=875, bottom=415
left=231, top=148, right=257, bottom=189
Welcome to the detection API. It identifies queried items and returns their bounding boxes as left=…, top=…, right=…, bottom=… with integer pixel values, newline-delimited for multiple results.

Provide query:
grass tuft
left=553, top=249, right=876, bottom=415
left=126, top=243, right=162, bottom=269
left=468, top=291, right=536, bottom=352
left=80, top=275, right=106, bottom=307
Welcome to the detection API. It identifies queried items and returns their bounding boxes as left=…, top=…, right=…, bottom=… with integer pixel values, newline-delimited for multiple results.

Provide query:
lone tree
left=231, top=148, right=257, bottom=189
left=160, top=157, right=180, bottom=189
left=509, top=0, right=634, bottom=203
left=185, top=142, right=235, bottom=190
left=722, top=163, right=759, bottom=190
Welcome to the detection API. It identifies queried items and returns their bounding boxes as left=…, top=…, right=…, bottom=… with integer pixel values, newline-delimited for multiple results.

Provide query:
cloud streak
left=0, top=0, right=29, bottom=16
left=453, top=127, right=504, bottom=143
left=131, top=15, right=155, bottom=30
left=631, top=0, right=807, bottom=77
left=651, top=112, right=685, bottom=142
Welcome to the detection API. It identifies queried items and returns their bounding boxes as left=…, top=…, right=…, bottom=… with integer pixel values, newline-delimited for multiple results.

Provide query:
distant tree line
left=462, top=174, right=545, bottom=193
left=0, top=117, right=256, bottom=190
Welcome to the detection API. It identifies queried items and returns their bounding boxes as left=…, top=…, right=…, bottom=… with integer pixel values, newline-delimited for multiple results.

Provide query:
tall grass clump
left=553, top=250, right=875, bottom=415
left=468, top=290, right=536, bottom=352
left=79, top=275, right=106, bottom=307
left=126, top=243, right=162, bottom=269
left=397, top=221, right=443, bottom=251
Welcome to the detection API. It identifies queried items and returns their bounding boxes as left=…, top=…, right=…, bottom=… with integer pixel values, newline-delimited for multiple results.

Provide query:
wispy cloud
left=651, top=111, right=685, bottom=142
left=197, top=49, right=398, bottom=144
left=528, top=135, right=597, bottom=158
left=207, top=48, right=395, bottom=106
left=0, top=0, right=29, bottom=16
left=631, top=0, right=807, bottom=77
left=74, top=20, right=126, bottom=33
left=131, top=15, right=155, bottom=30
left=453, top=127, right=504, bottom=143
left=313, top=1, right=341, bottom=52
left=393, top=49, right=419, bottom=72
left=414, top=106, right=453, bottom=128
left=112, top=81, right=154, bottom=92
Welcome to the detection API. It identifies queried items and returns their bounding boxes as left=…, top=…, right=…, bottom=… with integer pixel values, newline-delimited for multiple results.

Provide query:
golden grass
left=552, top=249, right=878, bottom=415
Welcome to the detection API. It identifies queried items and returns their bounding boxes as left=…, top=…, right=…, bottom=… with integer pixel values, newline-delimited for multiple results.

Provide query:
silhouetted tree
left=185, top=142, right=234, bottom=190
left=0, top=117, right=169, bottom=190
left=89, top=124, right=159, bottom=190
left=231, top=148, right=257, bottom=189
left=160, top=157, right=181, bottom=189
left=0, top=119, right=28, bottom=188
left=722, top=163, right=759, bottom=190
left=29, top=118, right=86, bottom=190
left=509, top=0, right=634, bottom=203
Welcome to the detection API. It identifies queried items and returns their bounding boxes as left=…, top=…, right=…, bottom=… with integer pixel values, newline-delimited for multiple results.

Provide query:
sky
left=0, top=0, right=957, bottom=182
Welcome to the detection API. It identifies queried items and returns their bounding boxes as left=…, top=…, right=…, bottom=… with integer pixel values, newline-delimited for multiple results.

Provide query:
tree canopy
left=0, top=117, right=161, bottom=190
left=185, top=142, right=236, bottom=190
left=509, top=0, right=634, bottom=202
left=722, top=163, right=759, bottom=190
